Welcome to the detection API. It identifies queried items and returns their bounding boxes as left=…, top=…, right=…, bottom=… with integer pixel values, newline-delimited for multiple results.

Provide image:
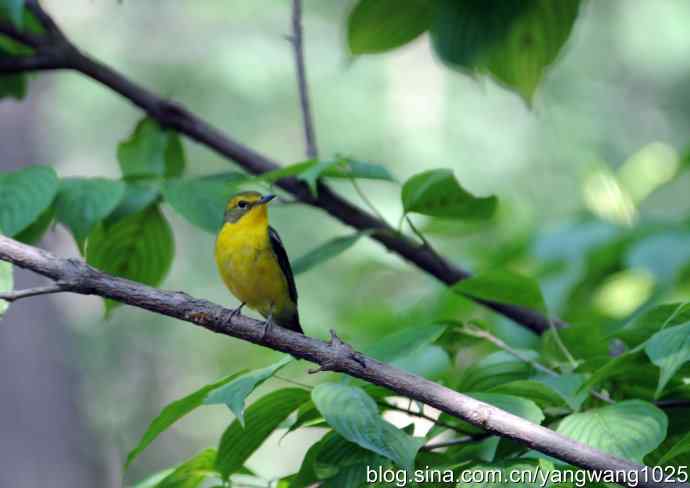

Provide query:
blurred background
left=2, top=0, right=690, bottom=486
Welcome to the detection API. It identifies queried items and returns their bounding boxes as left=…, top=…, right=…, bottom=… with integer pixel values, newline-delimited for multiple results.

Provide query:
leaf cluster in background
left=348, top=0, right=581, bottom=103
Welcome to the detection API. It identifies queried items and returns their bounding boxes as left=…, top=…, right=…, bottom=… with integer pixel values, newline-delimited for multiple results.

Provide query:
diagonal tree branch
left=0, top=235, right=680, bottom=488
left=0, top=3, right=564, bottom=334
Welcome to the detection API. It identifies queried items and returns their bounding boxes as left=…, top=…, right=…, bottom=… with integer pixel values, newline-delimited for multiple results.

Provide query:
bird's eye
left=237, top=200, right=248, bottom=209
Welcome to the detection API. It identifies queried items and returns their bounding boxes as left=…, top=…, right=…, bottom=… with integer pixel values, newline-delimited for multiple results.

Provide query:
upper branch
left=0, top=2, right=565, bottom=334
left=0, top=235, right=676, bottom=488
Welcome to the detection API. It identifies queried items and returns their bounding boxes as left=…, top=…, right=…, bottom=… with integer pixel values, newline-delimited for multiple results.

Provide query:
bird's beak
left=258, top=194, right=276, bottom=205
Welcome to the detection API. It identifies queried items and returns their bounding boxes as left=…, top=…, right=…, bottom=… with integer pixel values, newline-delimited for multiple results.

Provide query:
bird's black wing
left=268, top=226, right=298, bottom=304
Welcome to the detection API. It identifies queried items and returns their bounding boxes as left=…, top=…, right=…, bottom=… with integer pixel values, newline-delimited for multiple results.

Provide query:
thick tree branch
left=0, top=4, right=564, bottom=334
left=0, top=236, right=681, bottom=488
left=290, top=0, right=318, bottom=160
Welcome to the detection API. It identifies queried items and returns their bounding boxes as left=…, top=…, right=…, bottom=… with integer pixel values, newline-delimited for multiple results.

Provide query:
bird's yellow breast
left=214, top=216, right=294, bottom=320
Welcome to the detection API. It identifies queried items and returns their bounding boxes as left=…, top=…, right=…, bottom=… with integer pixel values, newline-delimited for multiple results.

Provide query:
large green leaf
left=55, top=177, right=126, bottom=245
left=204, top=356, right=292, bottom=426
left=402, top=169, right=497, bottom=219
left=14, top=206, right=54, bottom=244
left=488, top=379, right=568, bottom=410
left=532, top=373, right=587, bottom=411
left=86, top=206, right=174, bottom=312
left=645, top=322, right=690, bottom=398
left=453, top=270, right=547, bottom=314
left=0, top=0, right=24, bottom=27
left=311, top=383, right=423, bottom=469
left=108, top=181, right=161, bottom=224
left=0, top=165, right=58, bottom=236
left=161, top=173, right=246, bottom=233
left=459, top=350, right=536, bottom=391
left=125, top=371, right=244, bottom=468
left=431, top=0, right=581, bottom=103
left=348, top=0, right=435, bottom=54
left=614, top=302, right=690, bottom=348
left=363, top=323, right=447, bottom=364
left=118, top=118, right=186, bottom=179
left=292, top=233, right=363, bottom=276
left=215, top=388, right=310, bottom=480
left=579, top=347, right=647, bottom=392
left=154, top=448, right=219, bottom=488
left=556, top=400, right=667, bottom=463
left=0, top=258, right=12, bottom=318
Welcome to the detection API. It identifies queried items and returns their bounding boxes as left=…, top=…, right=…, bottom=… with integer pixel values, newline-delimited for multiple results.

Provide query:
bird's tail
left=278, top=310, right=303, bottom=334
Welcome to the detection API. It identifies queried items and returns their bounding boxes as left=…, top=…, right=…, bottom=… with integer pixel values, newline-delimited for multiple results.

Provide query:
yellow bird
left=214, top=191, right=302, bottom=334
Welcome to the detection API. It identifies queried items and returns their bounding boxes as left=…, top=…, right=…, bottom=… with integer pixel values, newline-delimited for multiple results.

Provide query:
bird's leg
left=229, top=302, right=246, bottom=321
left=260, top=308, right=275, bottom=341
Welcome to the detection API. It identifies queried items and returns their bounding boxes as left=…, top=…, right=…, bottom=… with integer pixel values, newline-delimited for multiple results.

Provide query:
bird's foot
left=228, top=302, right=246, bottom=322
left=260, top=314, right=274, bottom=342
left=309, top=329, right=366, bottom=374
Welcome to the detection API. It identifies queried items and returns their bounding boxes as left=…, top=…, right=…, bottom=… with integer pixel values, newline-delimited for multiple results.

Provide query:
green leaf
left=533, top=373, right=587, bottom=411
left=204, top=356, right=292, bottom=426
left=469, top=393, right=544, bottom=425
left=613, top=302, right=690, bottom=348
left=254, top=160, right=316, bottom=184
left=0, top=0, right=24, bottom=27
left=86, top=206, right=174, bottom=312
left=215, top=388, right=310, bottom=480
left=392, top=344, right=451, bottom=379
left=131, top=469, right=175, bottom=488
left=363, top=323, right=447, bottom=364
left=118, top=118, right=186, bottom=179
left=320, top=158, right=396, bottom=183
left=348, top=0, right=435, bottom=54
left=556, top=400, right=667, bottom=463
left=161, top=173, right=246, bottom=233
left=0, top=258, right=12, bottom=318
left=155, top=448, right=219, bottom=488
left=459, top=351, right=536, bottom=391
left=0, top=165, right=58, bottom=237
left=645, top=322, right=690, bottom=398
left=430, top=0, right=581, bottom=103
left=488, top=380, right=568, bottom=410
left=659, top=431, right=690, bottom=465
left=125, top=371, right=244, bottom=468
left=55, top=178, right=126, bottom=246
left=299, top=158, right=396, bottom=195
left=579, top=347, right=646, bottom=392
left=14, top=205, right=54, bottom=245
left=311, top=383, right=423, bottom=469
left=401, top=169, right=497, bottom=219
left=453, top=270, right=547, bottom=314
left=107, top=181, right=161, bottom=224
left=292, top=233, right=363, bottom=275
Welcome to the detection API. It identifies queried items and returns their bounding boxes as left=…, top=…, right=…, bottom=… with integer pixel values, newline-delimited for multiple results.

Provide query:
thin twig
left=405, top=215, right=432, bottom=248
left=548, top=317, right=578, bottom=370
left=350, top=178, right=389, bottom=225
left=459, top=324, right=557, bottom=377
left=458, top=324, right=615, bottom=405
left=290, top=0, right=318, bottom=160
left=0, top=282, right=70, bottom=302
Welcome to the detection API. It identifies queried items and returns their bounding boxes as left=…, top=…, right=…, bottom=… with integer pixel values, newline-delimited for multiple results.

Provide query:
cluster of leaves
left=347, top=0, right=581, bottom=103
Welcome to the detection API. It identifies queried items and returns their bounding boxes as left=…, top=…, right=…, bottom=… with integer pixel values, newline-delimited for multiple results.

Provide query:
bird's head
left=223, top=191, right=276, bottom=224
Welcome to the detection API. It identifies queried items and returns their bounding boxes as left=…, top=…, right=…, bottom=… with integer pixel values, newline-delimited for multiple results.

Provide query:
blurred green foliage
left=2, top=0, right=690, bottom=487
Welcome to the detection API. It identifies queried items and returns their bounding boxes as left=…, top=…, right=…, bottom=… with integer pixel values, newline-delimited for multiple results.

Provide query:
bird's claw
left=225, top=302, right=246, bottom=324
left=309, top=329, right=366, bottom=374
